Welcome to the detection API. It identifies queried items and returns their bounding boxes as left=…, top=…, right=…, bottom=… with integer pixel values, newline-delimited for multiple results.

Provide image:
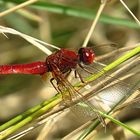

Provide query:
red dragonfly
left=0, top=47, right=95, bottom=100
left=1, top=47, right=137, bottom=139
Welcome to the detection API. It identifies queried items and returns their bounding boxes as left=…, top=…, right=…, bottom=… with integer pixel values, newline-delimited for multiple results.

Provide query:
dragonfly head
left=78, top=47, right=95, bottom=65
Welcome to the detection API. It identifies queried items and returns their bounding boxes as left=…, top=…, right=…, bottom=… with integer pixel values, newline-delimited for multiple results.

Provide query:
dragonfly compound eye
left=78, top=48, right=95, bottom=65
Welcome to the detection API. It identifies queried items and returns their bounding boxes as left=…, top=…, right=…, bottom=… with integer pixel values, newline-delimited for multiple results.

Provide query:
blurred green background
left=0, top=0, right=140, bottom=139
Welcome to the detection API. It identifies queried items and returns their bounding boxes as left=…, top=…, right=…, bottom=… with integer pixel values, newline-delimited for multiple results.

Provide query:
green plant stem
left=0, top=46, right=139, bottom=139
left=99, top=111, right=140, bottom=136
left=78, top=78, right=140, bottom=140
left=2, top=0, right=140, bottom=29
left=78, top=110, right=140, bottom=140
left=0, top=95, right=61, bottom=140
left=0, top=94, right=60, bottom=132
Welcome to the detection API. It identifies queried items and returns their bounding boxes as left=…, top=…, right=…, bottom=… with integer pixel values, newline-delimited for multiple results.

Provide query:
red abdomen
left=0, top=62, right=47, bottom=75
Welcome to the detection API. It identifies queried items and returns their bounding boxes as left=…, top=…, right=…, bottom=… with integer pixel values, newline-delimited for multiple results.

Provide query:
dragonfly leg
left=57, top=83, right=73, bottom=105
left=64, top=69, right=72, bottom=79
left=50, top=77, right=71, bottom=104
left=74, top=70, right=85, bottom=83
left=50, top=78, right=60, bottom=93
left=51, top=72, right=73, bottom=104
left=50, top=77, right=70, bottom=102
left=74, top=70, right=78, bottom=78
left=79, top=63, right=93, bottom=74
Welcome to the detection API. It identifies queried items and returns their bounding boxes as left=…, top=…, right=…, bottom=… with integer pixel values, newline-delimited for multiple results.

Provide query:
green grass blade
left=0, top=94, right=61, bottom=140
left=2, top=0, right=140, bottom=29
left=0, top=94, right=60, bottom=132
left=78, top=110, right=140, bottom=140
